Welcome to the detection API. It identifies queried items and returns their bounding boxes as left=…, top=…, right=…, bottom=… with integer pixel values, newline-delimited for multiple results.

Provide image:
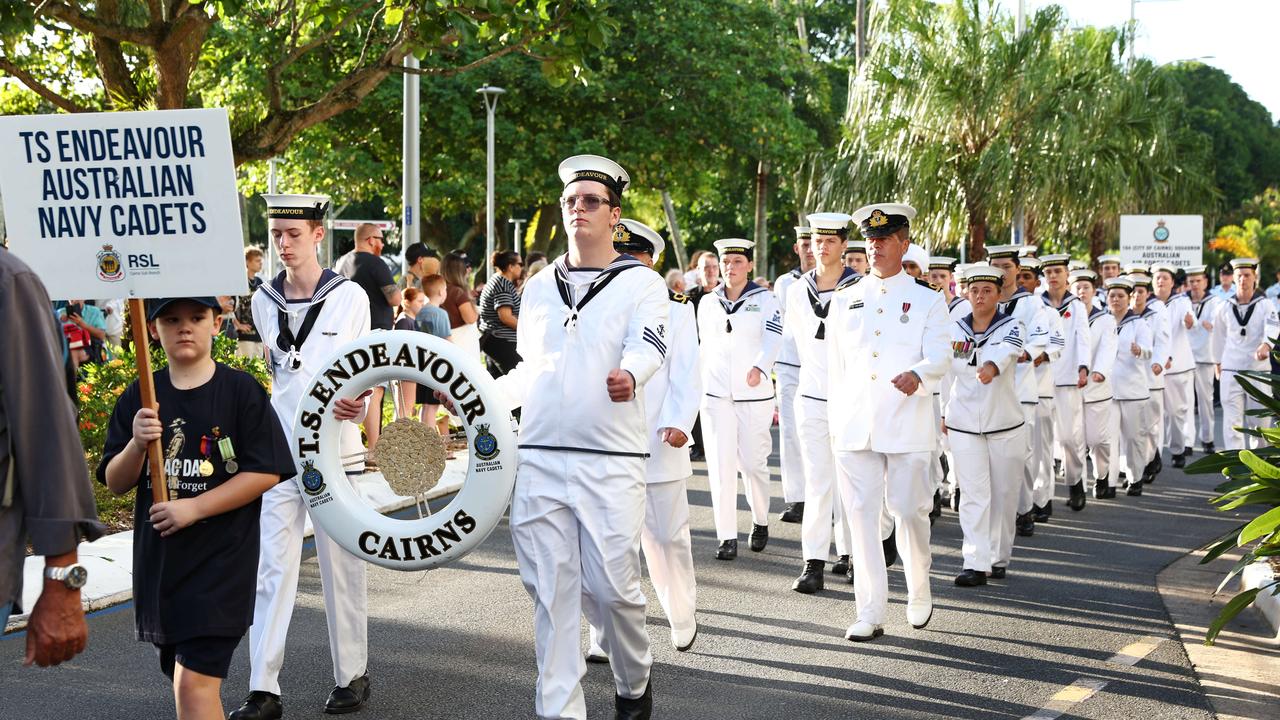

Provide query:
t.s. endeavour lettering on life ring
left=292, top=330, right=517, bottom=571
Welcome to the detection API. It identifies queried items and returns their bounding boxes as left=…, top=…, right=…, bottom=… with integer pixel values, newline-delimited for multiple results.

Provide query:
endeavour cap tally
left=794, top=226, right=813, bottom=239
left=962, top=265, right=1003, bottom=285
left=1229, top=257, right=1260, bottom=270
left=984, top=244, right=1022, bottom=261
left=1105, top=277, right=1135, bottom=292
left=1068, top=260, right=1088, bottom=271
left=558, top=154, right=630, bottom=197
left=845, top=239, right=868, bottom=255
left=262, top=193, right=331, bottom=221
left=1040, top=253, right=1070, bottom=269
left=714, top=238, right=755, bottom=259
left=1020, top=257, right=1043, bottom=274
left=1129, top=272, right=1153, bottom=289
left=852, top=202, right=916, bottom=238
left=929, top=256, right=958, bottom=272
left=613, top=219, right=665, bottom=261
left=1069, top=268, right=1099, bottom=284
left=807, top=212, right=853, bottom=237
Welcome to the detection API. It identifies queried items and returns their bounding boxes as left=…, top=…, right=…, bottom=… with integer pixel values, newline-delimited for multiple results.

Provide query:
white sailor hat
left=844, top=239, right=867, bottom=254
left=1019, top=245, right=1039, bottom=258
left=1184, top=264, right=1209, bottom=276
left=902, top=243, right=929, bottom=270
left=1069, top=268, right=1099, bottom=285
left=558, top=154, right=630, bottom=197
left=1105, top=277, right=1135, bottom=292
left=1150, top=262, right=1178, bottom=277
left=984, top=244, right=1023, bottom=261
left=807, top=212, right=853, bottom=238
left=852, top=203, right=916, bottom=238
left=1020, top=257, right=1043, bottom=274
left=262, top=193, right=331, bottom=221
left=1068, top=260, right=1088, bottom=271
left=1123, top=262, right=1148, bottom=275
left=963, top=265, right=1003, bottom=286
left=1040, top=253, right=1071, bottom=269
left=929, top=256, right=958, bottom=272
left=613, top=219, right=664, bottom=261
left=1097, top=254, right=1123, bottom=266
left=1129, top=272, right=1153, bottom=289
left=1229, top=257, right=1260, bottom=270
left=714, top=238, right=755, bottom=260
left=794, top=226, right=813, bottom=239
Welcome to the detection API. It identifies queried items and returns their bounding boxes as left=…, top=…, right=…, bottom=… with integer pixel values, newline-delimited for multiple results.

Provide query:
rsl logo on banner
left=96, top=244, right=123, bottom=282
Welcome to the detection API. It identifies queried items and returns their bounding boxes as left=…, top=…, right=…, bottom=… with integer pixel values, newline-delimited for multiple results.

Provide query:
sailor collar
left=957, top=310, right=1014, bottom=341
left=948, top=296, right=965, bottom=313
left=552, top=253, right=645, bottom=333
left=1042, top=290, right=1076, bottom=309
left=1087, top=305, right=1108, bottom=324
left=1116, top=310, right=1141, bottom=331
left=259, top=269, right=347, bottom=372
left=803, top=267, right=858, bottom=339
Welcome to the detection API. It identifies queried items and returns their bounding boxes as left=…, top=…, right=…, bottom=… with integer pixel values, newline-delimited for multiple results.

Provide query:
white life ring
left=292, top=330, right=516, bottom=570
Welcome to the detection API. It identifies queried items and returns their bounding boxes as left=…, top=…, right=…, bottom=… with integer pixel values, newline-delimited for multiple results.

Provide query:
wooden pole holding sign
left=128, top=297, right=167, bottom=503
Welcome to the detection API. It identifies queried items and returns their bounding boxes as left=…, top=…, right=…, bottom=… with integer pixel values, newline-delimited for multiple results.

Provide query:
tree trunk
left=1024, top=211, right=1038, bottom=249
left=753, top=159, right=770, bottom=277
left=661, top=190, right=688, bottom=272
left=967, top=217, right=988, bottom=262
left=530, top=203, right=560, bottom=254
left=154, top=10, right=212, bottom=110
left=1088, top=220, right=1107, bottom=266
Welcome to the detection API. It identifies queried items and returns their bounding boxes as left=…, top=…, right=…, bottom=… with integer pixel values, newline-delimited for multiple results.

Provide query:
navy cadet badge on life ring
left=301, top=459, right=326, bottom=496
left=473, top=423, right=499, bottom=461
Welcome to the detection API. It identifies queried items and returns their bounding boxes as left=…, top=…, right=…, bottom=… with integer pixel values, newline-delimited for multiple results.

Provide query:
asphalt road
left=2, top=435, right=1245, bottom=719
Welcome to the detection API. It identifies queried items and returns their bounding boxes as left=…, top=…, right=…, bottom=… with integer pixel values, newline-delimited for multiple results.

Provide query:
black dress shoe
left=950, top=488, right=961, bottom=511
left=715, top=539, right=737, bottom=561
left=1172, top=452, right=1185, bottom=469
left=989, top=566, right=1007, bottom=579
left=882, top=529, right=898, bottom=567
left=779, top=501, right=804, bottom=524
left=748, top=524, right=769, bottom=552
left=1094, top=476, right=1109, bottom=499
left=1032, top=502, right=1051, bottom=523
left=615, top=681, right=653, bottom=720
left=1067, top=481, right=1086, bottom=511
left=1127, top=482, right=1143, bottom=497
left=228, top=691, right=283, bottom=720
left=955, top=569, right=987, bottom=587
left=831, top=554, right=851, bottom=577
left=324, top=674, right=370, bottom=715
left=1015, top=512, right=1035, bottom=537
left=939, top=453, right=951, bottom=483
left=1152, top=453, right=1162, bottom=475
left=1203, top=442, right=1215, bottom=455
left=792, top=559, right=825, bottom=594
left=929, top=489, right=943, bottom=526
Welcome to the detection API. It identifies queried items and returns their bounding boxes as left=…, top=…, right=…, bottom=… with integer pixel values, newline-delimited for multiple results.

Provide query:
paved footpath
left=1, top=438, right=1266, bottom=719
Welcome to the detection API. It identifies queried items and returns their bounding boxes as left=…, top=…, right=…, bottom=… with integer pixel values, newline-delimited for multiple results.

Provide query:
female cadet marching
left=1129, top=271, right=1169, bottom=485
left=697, top=239, right=783, bottom=560
left=1211, top=258, right=1279, bottom=450
left=1151, top=264, right=1195, bottom=467
left=1106, top=277, right=1155, bottom=496
left=1072, top=269, right=1118, bottom=499
left=942, top=265, right=1026, bottom=587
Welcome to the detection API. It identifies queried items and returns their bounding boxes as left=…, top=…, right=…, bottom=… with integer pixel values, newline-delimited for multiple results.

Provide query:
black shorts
left=154, top=635, right=242, bottom=679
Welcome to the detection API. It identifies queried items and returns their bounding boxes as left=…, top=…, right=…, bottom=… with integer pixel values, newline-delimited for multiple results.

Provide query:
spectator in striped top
left=478, top=251, right=523, bottom=378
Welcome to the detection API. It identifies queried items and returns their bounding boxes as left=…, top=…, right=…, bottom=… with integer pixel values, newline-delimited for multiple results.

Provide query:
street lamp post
left=477, top=86, right=506, bottom=279
left=508, top=217, right=527, bottom=258
left=403, top=54, right=421, bottom=280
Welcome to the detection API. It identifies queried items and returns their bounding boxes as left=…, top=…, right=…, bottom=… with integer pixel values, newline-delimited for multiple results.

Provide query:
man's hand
left=1201, top=319, right=1213, bottom=331
left=1215, top=363, right=1221, bottom=380
left=24, top=574, right=87, bottom=667
left=132, top=406, right=163, bottom=448
left=1165, top=359, right=1172, bottom=370
left=891, top=371, right=921, bottom=395
left=660, top=428, right=689, bottom=448
left=1091, top=372, right=1105, bottom=383
left=333, top=389, right=372, bottom=421
left=1183, top=312, right=1194, bottom=329
left=149, top=498, right=201, bottom=537
left=607, top=369, right=635, bottom=402
left=1077, top=367, right=1088, bottom=389
left=1131, top=342, right=1142, bottom=357
left=940, top=418, right=948, bottom=435
left=1019, top=350, right=1031, bottom=364
left=746, top=367, right=764, bottom=387
left=1257, top=344, right=1273, bottom=362
left=976, top=362, right=999, bottom=385
left=1152, top=363, right=1164, bottom=376
left=1033, top=353, right=1047, bottom=367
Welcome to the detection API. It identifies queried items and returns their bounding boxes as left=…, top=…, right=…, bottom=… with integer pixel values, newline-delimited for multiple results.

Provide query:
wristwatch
left=44, top=563, right=89, bottom=590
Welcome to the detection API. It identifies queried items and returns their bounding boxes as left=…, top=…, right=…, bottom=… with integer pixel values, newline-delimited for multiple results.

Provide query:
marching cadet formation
left=207, top=154, right=1276, bottom=720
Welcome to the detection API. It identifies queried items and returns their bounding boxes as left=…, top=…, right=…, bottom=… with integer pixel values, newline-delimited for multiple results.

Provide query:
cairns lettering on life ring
left=292, top=330, right=517, bottom=571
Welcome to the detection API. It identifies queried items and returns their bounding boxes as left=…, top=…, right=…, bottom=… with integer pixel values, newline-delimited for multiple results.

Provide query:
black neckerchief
left=958, top=311, right=1014, bottom=366
left=804, top=267, right=858, bottom=339
left=1042, top=291, right=1076, bottom=316
left=1192, top=293, right=1211, bottom=319
left=258, top=269, right=346, bottom=371
left=715, top=281, right=769, bottom=334
left=553, top=253, right=645, bottom=333
left=1229, top=293, right=1265, bottom=334
left=1116, top=310, right=1140, bottom=333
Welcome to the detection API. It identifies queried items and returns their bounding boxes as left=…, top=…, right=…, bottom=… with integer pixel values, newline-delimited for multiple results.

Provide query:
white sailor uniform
left=1187, top=293, right=1222, bottom=448
left=827, top=271, right=950, bottom=627
left=1160, top=292, right=1196, bottom=455
left=943, top=311, right=1026, bottom=572
left=1138, top=300, right=1171, bottom=469
left=773, top=268, right=806, bottom=507
left=1042, top=292, right=1092, bottom=493
left=248, top=270, right=371, bottom=696
left=1211, top=293, right=1279, bottom=450
left=1112, top=311, right=1154, bottom=483
left=785, top=268, right=858, bottom=566
left=1081, top=307, right=1117, bottom=491
left=697, top=281, right=783, bottom=541
left=495, top=254, right=669, bottom=720
left=1031, top=301, right=1064, bottom=510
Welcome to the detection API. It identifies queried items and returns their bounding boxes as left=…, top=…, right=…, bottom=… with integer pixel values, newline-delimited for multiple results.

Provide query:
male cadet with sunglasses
left=490, top=156, right=667, bottom=720
left=827, top=203, right=950, bottom=642
left=231, top=195, right=373, bottom=720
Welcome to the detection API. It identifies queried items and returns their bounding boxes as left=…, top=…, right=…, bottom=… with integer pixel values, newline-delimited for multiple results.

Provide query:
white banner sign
left=0, top=108, right=247, bottom=300
left=1119, top=215, right=1203, bottom=267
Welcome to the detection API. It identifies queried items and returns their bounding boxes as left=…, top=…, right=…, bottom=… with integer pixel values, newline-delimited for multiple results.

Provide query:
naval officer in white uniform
left=492, top=155, right=668, bottom=720
left=697, top=239, right=783, bottom=560
left=827, top=203, right=950, bottom=642
left=232, top=194, right=372, bottom=720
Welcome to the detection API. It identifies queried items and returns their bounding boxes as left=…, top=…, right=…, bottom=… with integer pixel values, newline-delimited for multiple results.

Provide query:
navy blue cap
left=146, top=297, right=221, bottom=321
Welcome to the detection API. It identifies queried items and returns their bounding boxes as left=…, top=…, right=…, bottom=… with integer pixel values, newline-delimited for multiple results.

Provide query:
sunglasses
left=560, top=194, right=612, bottom=212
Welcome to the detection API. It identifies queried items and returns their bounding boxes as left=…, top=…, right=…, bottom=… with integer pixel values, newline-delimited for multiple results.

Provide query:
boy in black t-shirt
left=98, top=297, right=295, bottom=719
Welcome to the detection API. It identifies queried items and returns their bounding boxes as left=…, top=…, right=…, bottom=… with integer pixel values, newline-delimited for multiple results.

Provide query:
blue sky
left=1014, top=0, right=1280, bottom=121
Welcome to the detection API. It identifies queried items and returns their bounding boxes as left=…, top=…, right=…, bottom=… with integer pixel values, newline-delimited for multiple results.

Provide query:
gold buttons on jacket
left=875, top=330, right=881, bottom=336
left=873, top=352, right=879, bottom=358
left=871, top=374, right=877, bottom=380
left=877, top=308, right=883, bottom=314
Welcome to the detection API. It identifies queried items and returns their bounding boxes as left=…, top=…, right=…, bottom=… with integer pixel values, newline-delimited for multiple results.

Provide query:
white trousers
left=795, top=396, right=852, bottom=561
left=248, top=477, right=368, bottom=695
left=775, top=364, right=805, bottom=503
left=1032, top=399, right=1055, bottom=507
left=1081, top=399, right=1113, bottom=487
left=1017, top=404, right=1038, bottom=514
left=1221, top=369, right=1274, bottom=450
left=1163, top=370, right=1194, bottom=453
left=1193, top=363, right=1217, bottom=445
left=1052, top=386, right=1086, bottom=485
left=950, top=426, right=1025, bottom=571
left=835, top=450, right=932, bottom=626
left=701, top=397, right=773, bottom=540
left=512, top=449, right=651, bottom=720
left=1116, top=399, right=1151, bottom=481
left=1142, top=390, right=1164, bottom=465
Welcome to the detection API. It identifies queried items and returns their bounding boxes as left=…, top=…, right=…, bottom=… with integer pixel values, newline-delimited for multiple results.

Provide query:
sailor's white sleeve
left=1043, top=306, right=1064, bottom=362
left=752, top=291, right=784, bottom=373
left=1072, top=300, right=1092, bottom=371
left=657, top=302, right=702, bottom=436
left=620, top=272, right=670, bottom=390
left=982, top=319, right=1024, bottom=376
left=1094, top=319, right=1117, bottom=380
left=1265, top=299, right=1279, bottom=347
left=1151, top=306, right=1171, bottom=366
left=907, top=295, right=952, bottom=394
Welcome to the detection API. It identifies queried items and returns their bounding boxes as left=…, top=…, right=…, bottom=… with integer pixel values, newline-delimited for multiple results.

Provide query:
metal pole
left=509, top=218, right=527, bottom=257
left=1011, top=0, right=1026, bottom=247
left=477, top=86, right=506, bottom=279
left=403, top=54, right=420, bottom=280
left=266, top=156, right=279, bottom=278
